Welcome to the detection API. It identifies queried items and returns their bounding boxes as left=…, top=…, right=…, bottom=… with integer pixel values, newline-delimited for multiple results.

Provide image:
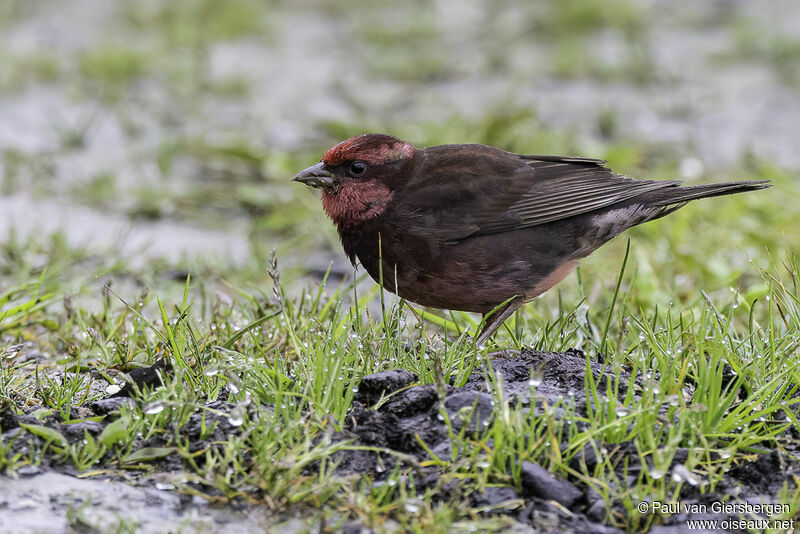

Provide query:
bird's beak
left=292, top=162, right=335, bottom=190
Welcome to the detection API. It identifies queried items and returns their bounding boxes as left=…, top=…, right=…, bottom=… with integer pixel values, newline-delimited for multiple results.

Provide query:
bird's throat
left=321, top=181, right=394, bottom=226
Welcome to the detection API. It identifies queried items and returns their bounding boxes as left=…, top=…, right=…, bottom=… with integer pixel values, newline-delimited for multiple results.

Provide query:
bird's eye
left=348, top=161, right=367, bottom=177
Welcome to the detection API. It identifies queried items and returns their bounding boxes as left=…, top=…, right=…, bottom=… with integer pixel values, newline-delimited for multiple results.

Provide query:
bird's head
left=293, top=134, right=416, bottom=226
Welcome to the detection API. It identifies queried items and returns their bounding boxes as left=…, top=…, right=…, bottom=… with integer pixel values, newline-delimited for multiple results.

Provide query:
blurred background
left=1, top=0, right=798, bottom=307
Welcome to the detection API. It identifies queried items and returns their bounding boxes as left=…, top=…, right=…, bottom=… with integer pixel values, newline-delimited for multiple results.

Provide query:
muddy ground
left=3, top=348, right=797, bottom=533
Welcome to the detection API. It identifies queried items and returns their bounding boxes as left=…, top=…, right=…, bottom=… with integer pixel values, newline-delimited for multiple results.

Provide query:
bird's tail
left=631, top=179, right=771, bottom=224
left=648, top=180, right=771, bottom=206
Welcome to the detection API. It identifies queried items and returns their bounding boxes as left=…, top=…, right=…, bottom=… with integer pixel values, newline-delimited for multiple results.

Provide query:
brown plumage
left=294, top=134, right=770, bottom=344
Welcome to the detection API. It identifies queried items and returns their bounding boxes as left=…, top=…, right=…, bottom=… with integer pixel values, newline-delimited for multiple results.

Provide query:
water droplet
left=615, top=407, right=631, bottom=417
left=671, top=464, right=701, bottom=486
left=638, top=332, right=646, bottom=342
left=649, top=468, right=665, bottom=480
left=403, top=499, right=423, bottom=515
left=719, top=448, right=733, bottom=459
left=204, top=366, right=220, bottom=377
left=144, top=401, right=165, bottom=415
left=387, top=479, right=397, bottom=487
left=528, top=376, right=542, bottom=387
left=647, top=381, right=661, bottom=394
left=227, top=405, right=245, bottom=427
left=477, top=461, right=490, bottom=469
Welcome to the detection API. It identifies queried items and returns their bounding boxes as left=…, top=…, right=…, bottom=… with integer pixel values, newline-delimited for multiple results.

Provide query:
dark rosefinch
left=293, top=134, right=769, bottom=345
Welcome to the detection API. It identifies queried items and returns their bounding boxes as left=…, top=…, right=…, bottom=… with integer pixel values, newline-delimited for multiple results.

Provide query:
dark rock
left=16, top=465, right=42, bottom=477
left=462, top=348, right=625, bottom=409
left=444, top=391, right=494, bottom=434
left=90, top=397, right=134, bottom=415
left=569, top=442, right=600, bottom=471
left=356, top=370, right=418, bottom=405
left=520, top=461, right=582, bottom=508
left=180, top=400, right=237, bottom=442
left=346, top=404, right=410, bottom=450
left=379, top=384, right=438, bottom=417
left=0, top=407, right=18, bottom=432
left=111, top=361, right=167, bottom=398
left=340, top=522, right=374, bottom=534
left=729, top=451, right=782, bottom=494
left=517, top=496, right=621, bottom=533
left=64, top=421, right=104, bottom=439
left=65, top=405, right=94, bottom=421
left=516, top=499, right=564, bottom=530
left=431, top=439, right=451, bottom=460
left=16, top=413, right=60, bottom=427
left=565, top=347, right=585, bottom=358
left=586, top=498, right=606, bottom=522
left=470, top=486, right=522, bottom=510
left=671, top=447, right=689, bottom=465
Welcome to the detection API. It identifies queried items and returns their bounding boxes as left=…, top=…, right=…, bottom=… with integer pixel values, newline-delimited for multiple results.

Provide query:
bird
left=293, top=134, right=770, bottom=345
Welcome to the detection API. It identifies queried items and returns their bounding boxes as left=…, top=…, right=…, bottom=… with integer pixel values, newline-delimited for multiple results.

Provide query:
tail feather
left=581, top=179, right=769, bottom=257
left=648, top=180, right=771, bottom=206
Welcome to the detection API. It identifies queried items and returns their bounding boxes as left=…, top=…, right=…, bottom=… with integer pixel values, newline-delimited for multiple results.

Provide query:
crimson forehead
left=322, top=135, right=414, bottom=167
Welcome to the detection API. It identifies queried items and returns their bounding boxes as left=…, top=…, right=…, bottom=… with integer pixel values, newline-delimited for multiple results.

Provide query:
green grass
left=79, top=46, right=151, bottom=94
left=122, top=0, right=270, bottom=45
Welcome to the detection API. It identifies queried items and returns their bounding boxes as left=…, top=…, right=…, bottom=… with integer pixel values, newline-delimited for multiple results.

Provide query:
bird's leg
left=475, top=296, right=524, bottom=347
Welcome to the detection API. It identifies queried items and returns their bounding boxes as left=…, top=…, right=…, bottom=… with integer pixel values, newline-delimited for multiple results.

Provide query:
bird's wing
left=476, top=156, right=680, bottom=234
left=397, top=144, right=679, bottom=242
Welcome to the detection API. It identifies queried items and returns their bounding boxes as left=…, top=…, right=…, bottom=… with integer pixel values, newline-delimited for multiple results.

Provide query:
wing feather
left=395, top=144, right=679, bottom=242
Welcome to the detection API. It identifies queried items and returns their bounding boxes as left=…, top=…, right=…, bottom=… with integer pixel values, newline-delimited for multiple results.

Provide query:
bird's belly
left=353, top=227, right=579, bottom=314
